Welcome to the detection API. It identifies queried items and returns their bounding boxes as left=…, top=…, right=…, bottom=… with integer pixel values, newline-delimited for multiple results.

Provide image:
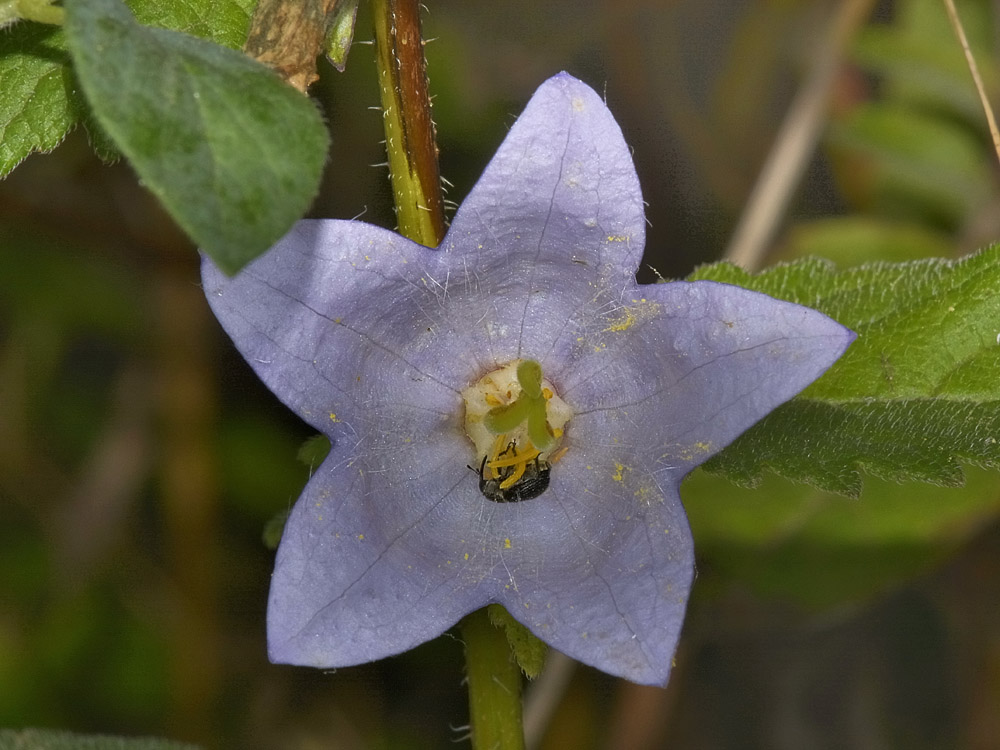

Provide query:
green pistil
left=484, top=360, right=554, bottom=451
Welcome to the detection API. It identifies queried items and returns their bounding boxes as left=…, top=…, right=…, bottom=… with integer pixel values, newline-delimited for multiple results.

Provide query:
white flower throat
left=461, top=359, right=572, bottom=502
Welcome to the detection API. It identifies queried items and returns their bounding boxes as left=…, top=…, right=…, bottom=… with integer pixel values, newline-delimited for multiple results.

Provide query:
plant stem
left=371, top=4, right=523, bottom=746
left=372, top=0, right=446, bottom=247
left=941, top=0, right=1000, bottom=167
left=461, top=607, right=526, bottom=750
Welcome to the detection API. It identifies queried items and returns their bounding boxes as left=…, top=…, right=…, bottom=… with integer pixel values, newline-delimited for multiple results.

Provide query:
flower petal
left=204, top=72, right=857, bottom=686
left=448, top=73, right=646, bottom=275
left=267, top=444, right=488, bottom=666
left=557, top=280, right=856, bottom=476
left=491, top=446, right=694, bottom=685
left=443, top=73, right=646, bottom=352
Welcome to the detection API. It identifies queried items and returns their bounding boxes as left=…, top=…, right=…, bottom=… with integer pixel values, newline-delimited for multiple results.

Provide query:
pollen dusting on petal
left=633, top=482, right=663, bottom=506
left=674, top=440, right=715, bottom=463
left=601, top=297, right=660, bottom=333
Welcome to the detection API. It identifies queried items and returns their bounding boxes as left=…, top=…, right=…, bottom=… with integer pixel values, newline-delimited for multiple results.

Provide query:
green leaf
left=828, top=102, right=995, bottom=230
left=486, top=603, right=547, bottom=679
left=689, top=244, right=1000, bottom=496
left=63, top=0, right=328, bottom=273
left=0, top=0, right=254, bottom=177
left=780, top=217, right=954, bottom=266
left=128, top=0, right=254, bottom=48
left=684, top=467, right=1000, bottom=609
left=0, top=728, right=201, bottom=750
left=296, top=433, right=331, bottom=467
left=262, top=509, right=290, bottom=550
left=852, top=0, right=996, bottom=127
left=0, top=23, right=78, bottom=176
left=325, top=0, right=360, bottom=72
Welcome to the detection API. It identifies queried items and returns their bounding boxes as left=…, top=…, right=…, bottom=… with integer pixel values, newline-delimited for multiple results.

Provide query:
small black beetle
left=476, top=454, right=551, bottom=503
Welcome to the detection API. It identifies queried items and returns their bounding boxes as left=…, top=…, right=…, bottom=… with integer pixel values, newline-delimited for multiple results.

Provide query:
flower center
left=461, top=360, right=572, bottom=503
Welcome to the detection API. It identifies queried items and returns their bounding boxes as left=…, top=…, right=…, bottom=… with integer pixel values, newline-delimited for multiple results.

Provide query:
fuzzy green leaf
left=486, top=604, right=547, bottom=679
left=0, top=0, right=254, bottom=177
left=689, top=244, right=1000, bottom=496
left=0, top=23, right=78, bottom=176
left=63, top=0, right=328, bottom=273
left=684, top=467, right=1000, bottom=609
left=129, top=0, right=254, bottom=46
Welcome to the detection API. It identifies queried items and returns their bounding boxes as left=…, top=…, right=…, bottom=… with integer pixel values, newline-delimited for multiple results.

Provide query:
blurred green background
left=2, top=0, right=999, bottom=747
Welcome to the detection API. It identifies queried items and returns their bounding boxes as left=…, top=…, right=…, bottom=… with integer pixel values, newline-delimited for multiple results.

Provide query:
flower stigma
left=462, top=360, right=572, bottom=503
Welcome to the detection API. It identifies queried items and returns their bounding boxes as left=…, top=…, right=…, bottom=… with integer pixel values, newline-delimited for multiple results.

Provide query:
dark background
left=2, top=0, right=999, bottom=747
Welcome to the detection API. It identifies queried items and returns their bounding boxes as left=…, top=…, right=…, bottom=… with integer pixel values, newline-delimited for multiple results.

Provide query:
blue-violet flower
left=202, top=72, right=854, bottom=685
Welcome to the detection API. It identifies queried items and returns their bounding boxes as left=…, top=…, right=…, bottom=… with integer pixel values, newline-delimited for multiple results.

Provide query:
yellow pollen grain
left=329, top=413, right=340, bottom=422
left=603, top=299, right=661, bottom=333
left=603, top=310, right=637, bottom=332
left=357, top=534, right=364, bottom=540
left=504, top=538, right=512, bottom=549
left=612, top=462, right=625, bottom=482
left=464, top=553, right=469, bottom=561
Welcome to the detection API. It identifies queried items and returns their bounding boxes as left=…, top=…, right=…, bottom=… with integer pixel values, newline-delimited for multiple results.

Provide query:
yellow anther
left=487, top=434, right=507, bottom=479
left=485, top=437, right=542, bottom=489
left=499, top=461, right=528, bottom=489
left=488, top=445, right=540, bottom=470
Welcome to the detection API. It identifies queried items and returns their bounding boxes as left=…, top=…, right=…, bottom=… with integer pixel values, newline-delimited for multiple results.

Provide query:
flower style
left=202, top=73, right=854, bottom=685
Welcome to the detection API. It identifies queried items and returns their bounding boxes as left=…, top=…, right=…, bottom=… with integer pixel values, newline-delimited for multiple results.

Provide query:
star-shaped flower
left=202, top=73, right=854, bottom=685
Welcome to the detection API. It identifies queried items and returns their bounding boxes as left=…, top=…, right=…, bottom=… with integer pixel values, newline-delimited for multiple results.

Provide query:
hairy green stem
left=372, top=0, right=446, bottom=247
left=461, top=607, right=526, bottom=750
left=371, top=4, right=523, bottom=747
